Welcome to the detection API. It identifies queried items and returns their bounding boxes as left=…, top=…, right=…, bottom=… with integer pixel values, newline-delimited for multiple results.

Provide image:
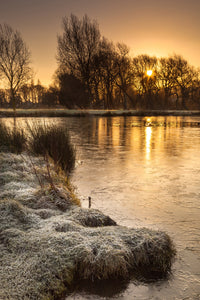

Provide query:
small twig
left=44, top=152, right=56, bottom=191
left=88, top=196, right=91, bottom=208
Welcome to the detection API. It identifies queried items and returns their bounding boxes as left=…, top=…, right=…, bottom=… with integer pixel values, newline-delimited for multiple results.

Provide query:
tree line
left=0, top=15, right=200, bottom=110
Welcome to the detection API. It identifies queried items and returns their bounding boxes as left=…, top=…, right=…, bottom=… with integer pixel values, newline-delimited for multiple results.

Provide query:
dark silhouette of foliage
left=41, top=86, right=59, bottom=107
left=58, top=73, right=90, bottom=108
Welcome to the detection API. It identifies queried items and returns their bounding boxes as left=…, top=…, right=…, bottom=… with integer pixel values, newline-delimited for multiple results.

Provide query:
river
left=3, top=115, right=200, bottom=299
left=63, top=115, right=200, bottom=300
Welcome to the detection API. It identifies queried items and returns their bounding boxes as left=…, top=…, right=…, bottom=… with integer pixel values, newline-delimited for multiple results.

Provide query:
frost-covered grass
left=0, top=152, right=45, bottom=201
left=0, top=120, right=76, bottom=174
left=0, top=152, right=79, bottom=207
left=0, top=152, right=176, bottom=299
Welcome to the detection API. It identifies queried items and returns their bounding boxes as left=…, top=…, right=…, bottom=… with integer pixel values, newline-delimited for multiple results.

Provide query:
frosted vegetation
left=0, top=122, right=176, bottom=299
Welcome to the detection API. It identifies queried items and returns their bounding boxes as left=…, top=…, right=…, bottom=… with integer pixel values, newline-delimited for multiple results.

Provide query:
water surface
left=4, top=116, right=200, bottom=299
left=64, top=116, right=200, bottom=300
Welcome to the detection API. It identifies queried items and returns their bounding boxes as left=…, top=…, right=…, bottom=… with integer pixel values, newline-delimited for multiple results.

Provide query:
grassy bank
left=0, top=122, right=176, bottom=299
left=0, top=152, right=176, bottom=299
left=1, top=108, right=200, bottom=118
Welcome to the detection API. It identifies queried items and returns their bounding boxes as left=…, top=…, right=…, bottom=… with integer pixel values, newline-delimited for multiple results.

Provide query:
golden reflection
left=3, top=116, right=198, bottom=164
left=112, top=122, right=120, bottom=147
left=98, top=118, right=104, bottom=145
left=145, top=126, right=152, bottom=160
left=144, top=117, right=152, bottom=127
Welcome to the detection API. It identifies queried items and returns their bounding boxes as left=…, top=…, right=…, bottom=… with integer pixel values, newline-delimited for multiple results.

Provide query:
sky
left=0, top=0, right=200, bottom=87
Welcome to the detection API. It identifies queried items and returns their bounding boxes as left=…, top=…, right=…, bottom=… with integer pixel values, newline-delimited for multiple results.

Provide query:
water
left=4, top=116, right=200, bottom=299
left=63, top=116, right=200, bottom=300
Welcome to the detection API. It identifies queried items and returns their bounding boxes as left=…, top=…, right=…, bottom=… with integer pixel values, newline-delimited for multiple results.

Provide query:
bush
left=27, top=123, right=76, bottom=174
left=58, top=73, right=90, bottom=108
left=0, top=121, right=26, bottom=153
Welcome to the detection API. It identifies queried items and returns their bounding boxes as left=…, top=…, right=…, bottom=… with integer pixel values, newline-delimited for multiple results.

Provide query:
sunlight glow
left=145, top=126, right=152, bottom=160
left=147, top=70, right=153, bottom=77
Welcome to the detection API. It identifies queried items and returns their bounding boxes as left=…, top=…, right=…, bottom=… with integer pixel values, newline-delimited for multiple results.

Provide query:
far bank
left=1, top=108, right=200, bottom=118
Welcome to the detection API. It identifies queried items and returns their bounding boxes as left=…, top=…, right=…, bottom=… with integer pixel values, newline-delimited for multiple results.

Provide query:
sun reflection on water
left=145, top=126, right=152, bottom=160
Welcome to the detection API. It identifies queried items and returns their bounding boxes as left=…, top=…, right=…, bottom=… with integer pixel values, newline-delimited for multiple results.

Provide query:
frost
left=0, top=152, right=176, bottom=299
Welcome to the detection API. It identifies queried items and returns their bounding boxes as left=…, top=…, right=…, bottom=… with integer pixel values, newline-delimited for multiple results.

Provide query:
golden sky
left=1, top=0, right=200, bottom=87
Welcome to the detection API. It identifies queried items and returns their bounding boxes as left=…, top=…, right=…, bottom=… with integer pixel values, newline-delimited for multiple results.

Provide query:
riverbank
left=0, top=151, right=176, bottom=299
left=1, top=108, right=200, bottom=118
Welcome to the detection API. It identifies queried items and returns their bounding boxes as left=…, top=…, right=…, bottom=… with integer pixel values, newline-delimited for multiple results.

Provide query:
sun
left=147, top=70, right=153, bottom=76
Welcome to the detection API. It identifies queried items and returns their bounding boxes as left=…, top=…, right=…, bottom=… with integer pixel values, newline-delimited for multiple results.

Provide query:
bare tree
left=132, top=55, right=159, bottom=109
left=57, top=14, right=101, bottom=102
left=172, top=55, right=196, bottom=109
left=159, top=57, right=178, bottom=108
left=114, top=43, right=134, bottom=109
left=159, top=55, right=197, bottom=109
left=0, top=24, right=32, bottom=111
left=93, top=38, right=118, bottom=108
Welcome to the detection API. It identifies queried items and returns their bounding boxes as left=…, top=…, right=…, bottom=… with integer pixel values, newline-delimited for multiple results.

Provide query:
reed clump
left=27, top=123, right=76, bottom=174
left=0, top=121, right=26, bottom=153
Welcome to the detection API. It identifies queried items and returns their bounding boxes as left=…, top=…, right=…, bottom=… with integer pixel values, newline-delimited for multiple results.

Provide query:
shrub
left=27, top=123, right=76, bottom=174
left=0, top=121, right=26, bottom=153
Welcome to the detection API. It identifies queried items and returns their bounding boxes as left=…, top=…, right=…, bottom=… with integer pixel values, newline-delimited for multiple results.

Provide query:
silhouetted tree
left=159, top=55, right=198, bottom=109
left=93, top=38, right=118, bottom=108
left=190, top=70, right=200, bottom=108
left=57, top=14, right=101, bottom=102
left=132, top=55, right=159, bottom=109
left=55, top=14, right=200, bottom=110
left=20, top=84, right=30, bottom=104
left=172, top=55, right=196, bottom=109
left=0, top=24, right=32, bottom=111
left=114, top=43, right=134, bottom=109
left=41, top=86, right=59, bottom=107
left=0, top=89, right=7, bottom=107
left=159, top=57, right=178, bottom=108
left=90, top=41, right=135, bottom=109
left=35, top=80, right=45, bottom=104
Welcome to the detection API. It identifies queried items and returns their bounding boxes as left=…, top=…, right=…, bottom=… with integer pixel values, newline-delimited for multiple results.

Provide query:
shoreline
left=0, top=151, right=176, bottom=299
left=1, top=108, right=200, bottom=118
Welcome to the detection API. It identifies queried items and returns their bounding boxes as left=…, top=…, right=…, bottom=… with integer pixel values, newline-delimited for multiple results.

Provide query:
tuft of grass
left=27, top=122, right=76, bottom=174
left=72, top=208, right=117, bottom=227
left=74, top=226, right=176, bottom=282
left=0, top=121, right=26, bottom=153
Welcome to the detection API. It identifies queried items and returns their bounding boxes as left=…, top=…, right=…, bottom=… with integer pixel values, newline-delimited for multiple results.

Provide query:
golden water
left=67, top=116, right=200, bottom=300
left=3, top=116, right=200, bottom=299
